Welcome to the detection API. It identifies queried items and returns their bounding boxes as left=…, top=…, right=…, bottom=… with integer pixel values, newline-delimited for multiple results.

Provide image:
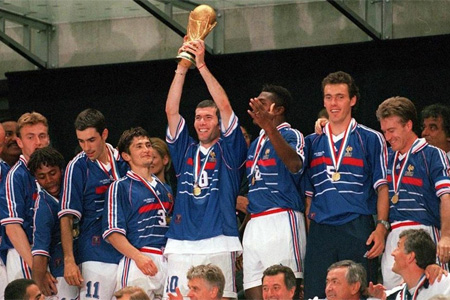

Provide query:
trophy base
left=176, top=51, right=196, bottom=69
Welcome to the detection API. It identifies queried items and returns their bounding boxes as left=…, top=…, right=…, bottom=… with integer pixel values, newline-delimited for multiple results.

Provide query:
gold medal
left=193, top=185, right=201, bottom=196
left=166, top=216, right=171, bottom=225
left=332, top=172, right=340, bottom=182
left=391, top=194, right=399, bottom=204
left=251, top=176, right=255, bottom=185
left=72, top=228, right=80, bottom=238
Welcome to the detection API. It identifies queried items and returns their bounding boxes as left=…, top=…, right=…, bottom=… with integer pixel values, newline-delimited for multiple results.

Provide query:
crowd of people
left=0, top=38, right=449, bottom=300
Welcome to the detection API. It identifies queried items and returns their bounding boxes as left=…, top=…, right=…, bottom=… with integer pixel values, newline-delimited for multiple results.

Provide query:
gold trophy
left=176, top=4, right=217, bottom=68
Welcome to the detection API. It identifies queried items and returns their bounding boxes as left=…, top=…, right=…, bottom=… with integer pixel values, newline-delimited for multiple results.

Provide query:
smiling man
left=0, top=112, right=50, bottom=283
left=168, top=264, right=225, bottom=300
left=102, top=127, right=173, bottom=299
left=0, top=118, right=21, bottom=167
left=369, top=229, right=450, bottom=299
left=59, top=108, right=128, bottom=299
left=421, top=103, right=450, bottom=160
left=323, top=260, right=367, bottom=300
left=376, top=96, right=450, bottom=289
left=262, top=265, right=296, bottom=300
left=164, top=39, right=247, bottom=299
left=303, top=72, right=389, bottom=299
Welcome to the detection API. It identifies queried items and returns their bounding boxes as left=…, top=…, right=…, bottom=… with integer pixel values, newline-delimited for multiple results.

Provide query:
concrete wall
left=1, top=0, right=450, bottom=79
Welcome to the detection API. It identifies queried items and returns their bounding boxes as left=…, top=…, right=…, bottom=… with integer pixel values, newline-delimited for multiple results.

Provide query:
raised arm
left=248, top=99, right=303, bottom=173
left=166, top=45, right=189, bottom=138
left=185, top=40, right=233, bottom=128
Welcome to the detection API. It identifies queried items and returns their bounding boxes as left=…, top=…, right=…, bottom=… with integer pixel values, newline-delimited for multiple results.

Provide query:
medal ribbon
left=399, top=274, right=426, bottom=300
left=97, top=145, right=119, bottom=181
left=129, top=170, right=169, bottom=214
left=391, top=139, right=420, bottom=196
left=325, top=118, right=355, bottom=174
left=193, top=146, right=214, bottom=188
left=249, top=132, right=267, bottom=178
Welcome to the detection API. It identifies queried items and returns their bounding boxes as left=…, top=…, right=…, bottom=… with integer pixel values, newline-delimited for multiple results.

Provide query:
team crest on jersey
left=344, top=145, right=353, bottom=157
left=92, top=235, right=101, bottom=246
left=405, top=164, right=415, bottom=176
left=263, top=149, right=271, bottom=159
left=175, top=214, right=182, bottom=224
left=209, top=151, right=216, bottom=162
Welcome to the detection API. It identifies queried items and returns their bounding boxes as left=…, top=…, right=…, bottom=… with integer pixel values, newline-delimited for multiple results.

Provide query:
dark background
left=5, top=34, right=450, bottom=161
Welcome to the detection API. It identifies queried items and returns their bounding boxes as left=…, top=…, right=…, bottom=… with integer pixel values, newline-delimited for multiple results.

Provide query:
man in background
left=421, top=103, right=450, bottom=160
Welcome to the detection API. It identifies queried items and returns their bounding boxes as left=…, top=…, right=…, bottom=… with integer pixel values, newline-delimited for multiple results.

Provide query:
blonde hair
left=17, top=112, right=48, bottom=138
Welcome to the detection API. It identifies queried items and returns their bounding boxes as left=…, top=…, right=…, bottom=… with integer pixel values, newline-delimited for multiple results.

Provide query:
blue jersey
left=246, top=123, right=305, bottom=214
left=166, top=113, right=247, bottom=240
left=0, top=155, right=37, bottom=243
left=59, top=144, right=128, bottom=264
left=103, top=170, right=173, bottom=249
left=305, top=119, right=388, bottom=225
left=387, top=138, right=450, bottom=228
left=0, top=160, right=11, bottom=263
left=32, top=189, right=77, bottom=277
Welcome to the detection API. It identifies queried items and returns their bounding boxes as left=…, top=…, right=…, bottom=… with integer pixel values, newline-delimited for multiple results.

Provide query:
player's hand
left=236, top=196, right=249, bottom=214
left=181, top=40, right=206, bottom=68
left=314, top=118, right=328, bottom=135
left=64, top=260, right=83, bottom=287
left=168, top=287, right=184, bottom=300
left=248, top=98, right=276, bottom=130
left=135, top=253, right=158, bottom=276
left=368, top=282, right=386, bottom=299
left=437, top=236, right=450, bottom=263
left=425, top=263, right=448, bottom=284
left=40, top=271, right=58, bottom=296
left=365, top=227, right=386, bottom=259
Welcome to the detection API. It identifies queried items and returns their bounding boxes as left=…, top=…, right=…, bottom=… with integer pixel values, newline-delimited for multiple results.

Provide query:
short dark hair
left=117, top=127, right=150, bottom=155
left=322, top=71, right=360, bottom=100
left=376, top=96, right=419, bottom=133
left=328, top=260, right=367, bottom=296
left=74, top=108, right=106, bottom=134
left=399, top=229, right=436, bottom=269
left=421, top=103, right=450, bottom=138
left=196, top=100, right=219, bottom=119
left=262, top=264, right=296, bottom=291
left=187, top=264, right=225, bottom=299
left=28, top=147, right=65, bottom=175
left=4, top=279, right=36, bottom=300
left=261, top=84, right=293, bottom=113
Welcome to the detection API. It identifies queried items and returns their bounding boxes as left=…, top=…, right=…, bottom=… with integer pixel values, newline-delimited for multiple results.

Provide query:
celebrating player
left=103, top=127, right=173, bottom=299
left=243, top=84, right=306, bottom=300
left=30, top=147, right=79, bottom=298
left=303, top=71, right=389, bottom=299
left=163, top=39, right=247, bottom=299
left=59, top=108, right=128, bottom=299
left=376, top=96, right=450, bottom=288
left=0, top=112, right=50, bottom=282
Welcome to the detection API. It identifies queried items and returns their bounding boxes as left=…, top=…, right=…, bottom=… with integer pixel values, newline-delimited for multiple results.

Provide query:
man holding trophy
left=164, top=5, right=247, bottom=299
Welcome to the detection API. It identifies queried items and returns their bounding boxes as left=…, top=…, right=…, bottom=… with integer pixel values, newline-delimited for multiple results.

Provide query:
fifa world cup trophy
left=176, top=4, right=217, bottom=68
